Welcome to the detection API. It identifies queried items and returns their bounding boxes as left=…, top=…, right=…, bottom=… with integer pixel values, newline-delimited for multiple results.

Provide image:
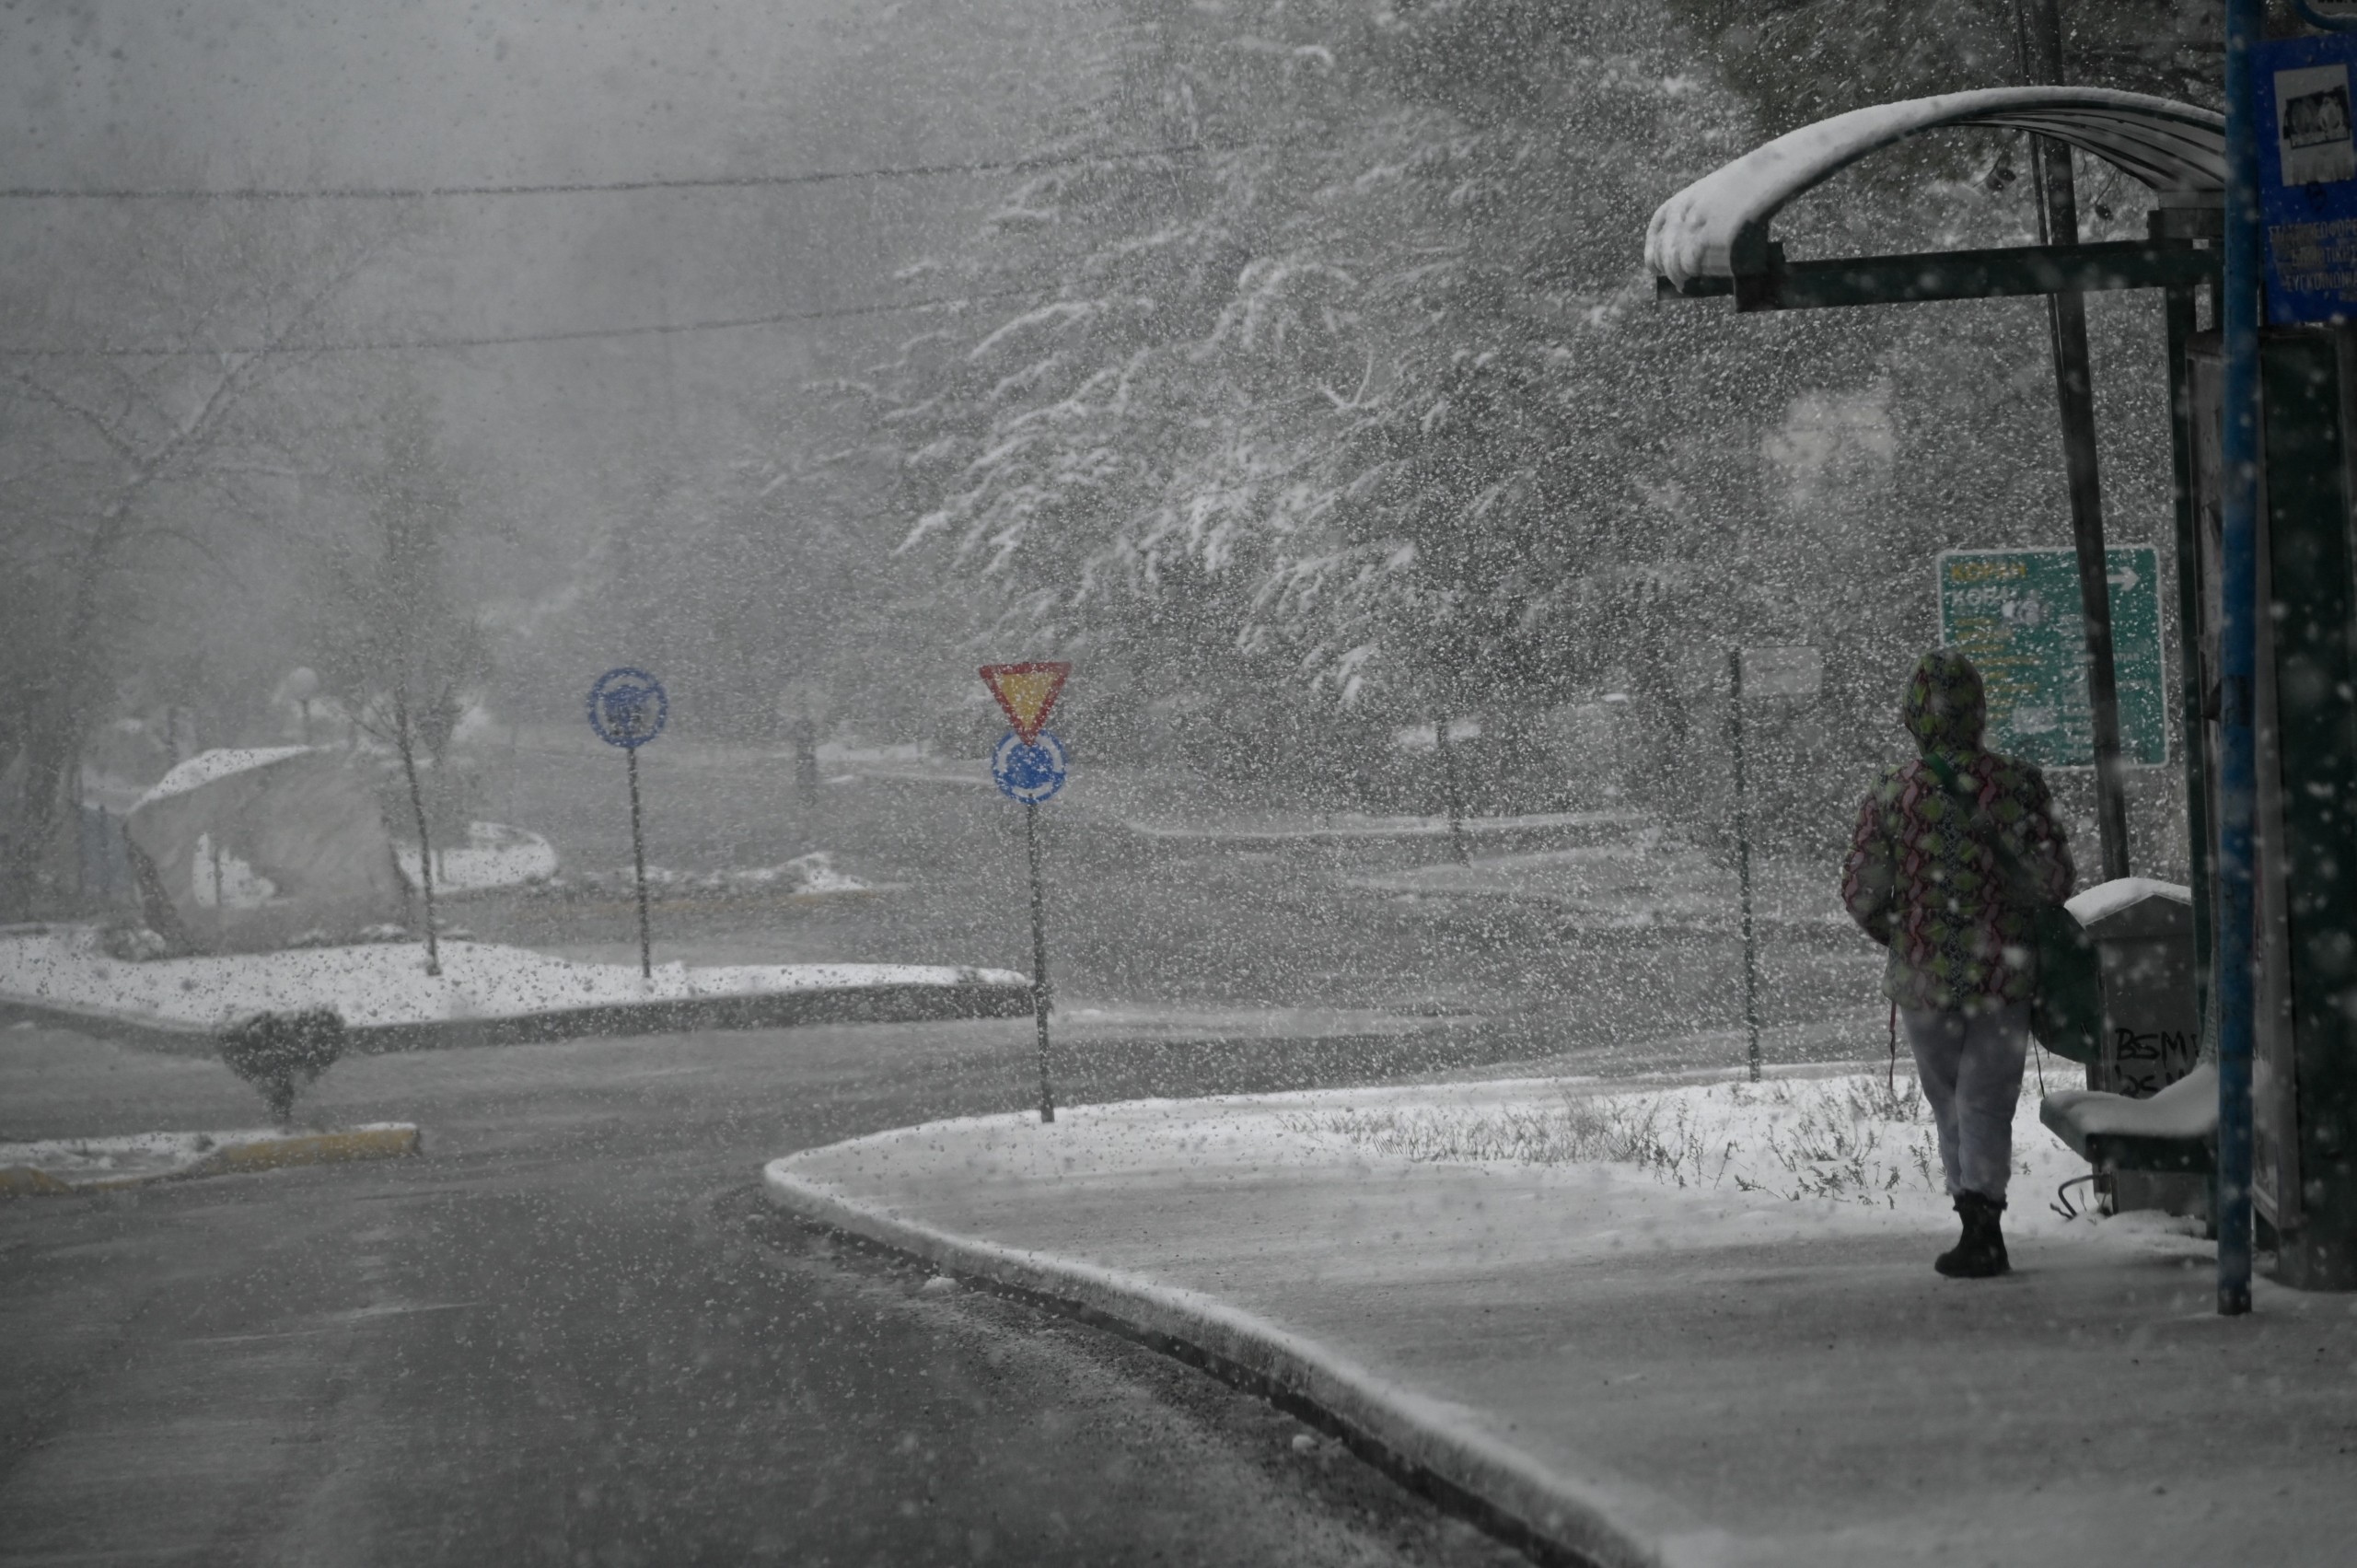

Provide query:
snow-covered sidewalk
left=766, top=1071, right=2356, bottom=1568
left=0, top=927, right=1029, bottom=1046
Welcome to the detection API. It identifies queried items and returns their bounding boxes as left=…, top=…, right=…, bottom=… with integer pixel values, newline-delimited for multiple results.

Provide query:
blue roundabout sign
left=991, top=730, right=1067, bottom=804
left=587, top=668, right=668, bottom=749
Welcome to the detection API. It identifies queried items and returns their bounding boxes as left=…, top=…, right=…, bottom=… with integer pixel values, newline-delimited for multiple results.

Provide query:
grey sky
left=4, top=0, right=1104, bottom=633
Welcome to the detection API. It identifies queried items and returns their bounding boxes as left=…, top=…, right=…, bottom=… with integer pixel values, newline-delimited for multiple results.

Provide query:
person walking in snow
left=1840, top=649, right=2073, bottom=1278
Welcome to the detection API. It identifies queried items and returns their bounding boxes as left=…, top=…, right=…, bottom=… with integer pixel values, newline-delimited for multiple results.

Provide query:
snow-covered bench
left=2039, top=1062, right=2217, bottom=1220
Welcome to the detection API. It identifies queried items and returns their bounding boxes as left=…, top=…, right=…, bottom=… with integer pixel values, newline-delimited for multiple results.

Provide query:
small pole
left=1027, top=798, right=1054, bottom=1122
left=1729, top=649, right=1762, bottom=1082
left=1436, top=715, right=1470, bottom=865
left=73, top=761, right=87, bottom=902
left=627, top=744, right=653, bottom=980
left=794, top=715, right=819, bottom=800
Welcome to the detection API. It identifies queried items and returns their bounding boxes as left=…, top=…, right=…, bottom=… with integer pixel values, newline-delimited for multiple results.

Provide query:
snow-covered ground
left=0, top=927, right=1025, bottom=1031
left=396, top=821, right=561, bottom=892
left=1281, top=1070, right=2104, bottom=1225
left=527, top=850, right=875, bottom=900
left=807, top=1067, right=2119, bottom=1248
left=1123, top=807, right=1646, bottom=842
left=770, top=1066, right=2289, bottom=1568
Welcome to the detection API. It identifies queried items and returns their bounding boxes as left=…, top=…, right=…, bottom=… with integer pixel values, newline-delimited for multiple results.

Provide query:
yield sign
left=980, top=662, right=1070, bottom=743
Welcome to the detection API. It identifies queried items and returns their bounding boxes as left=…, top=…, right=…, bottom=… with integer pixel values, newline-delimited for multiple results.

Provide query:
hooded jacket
left=1840, top=649, right=2074, bottom=1013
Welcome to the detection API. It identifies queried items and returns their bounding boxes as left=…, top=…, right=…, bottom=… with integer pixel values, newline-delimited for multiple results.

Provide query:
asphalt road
left=3, top=740, right=1892, bottom=1563
left=0, top=1015, right=1550, bottom=1568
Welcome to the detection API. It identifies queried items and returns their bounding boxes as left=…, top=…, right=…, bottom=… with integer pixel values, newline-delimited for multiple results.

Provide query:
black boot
left=1934, top=1191, right=2011, bottom=1278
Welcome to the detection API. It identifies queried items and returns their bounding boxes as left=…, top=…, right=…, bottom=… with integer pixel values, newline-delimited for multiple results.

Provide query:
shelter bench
left=2038, top=1063, right=2216, bottom=1225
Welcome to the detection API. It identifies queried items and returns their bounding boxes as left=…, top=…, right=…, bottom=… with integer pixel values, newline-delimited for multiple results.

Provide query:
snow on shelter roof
left=1645, top=87, right=2225, bottom=293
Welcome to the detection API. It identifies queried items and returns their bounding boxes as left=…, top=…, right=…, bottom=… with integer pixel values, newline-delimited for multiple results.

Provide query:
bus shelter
left=1651, top=87, right=2357, bottom=1290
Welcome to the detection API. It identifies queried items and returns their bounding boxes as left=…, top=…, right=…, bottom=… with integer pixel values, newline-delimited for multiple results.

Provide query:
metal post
left=2019, top=0, right=2132, bottom=882
left=627, top=744, right=653, bottom=981
left=795, top=716, right=820, bottom=801
left=1026, top=799, right=1054, bottom=1123
left=1436, top=715, right=1470, bottom=865
left=72, top=761, right=86, bottom=903
left=1729, top=650, right=1762, bottom=1082
left=2215, top=0, right=2262, bottom=1317
left=2164, top=284, right=2217, bottom=1067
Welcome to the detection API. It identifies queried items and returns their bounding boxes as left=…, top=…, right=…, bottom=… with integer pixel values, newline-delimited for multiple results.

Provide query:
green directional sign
left=1936, top=546, right=2167, bottom=769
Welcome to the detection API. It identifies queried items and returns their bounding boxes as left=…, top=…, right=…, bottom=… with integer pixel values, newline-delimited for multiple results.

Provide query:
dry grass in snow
left=1283, top=1074, right=2050, bottom=1210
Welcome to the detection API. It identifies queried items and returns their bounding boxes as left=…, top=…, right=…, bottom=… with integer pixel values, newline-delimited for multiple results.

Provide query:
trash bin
left=2061, top=877, right=2205, bottom=1215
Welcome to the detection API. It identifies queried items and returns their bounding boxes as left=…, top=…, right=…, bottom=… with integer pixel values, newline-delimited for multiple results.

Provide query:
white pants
left=1900, top=1002, right=2030, bottom=1200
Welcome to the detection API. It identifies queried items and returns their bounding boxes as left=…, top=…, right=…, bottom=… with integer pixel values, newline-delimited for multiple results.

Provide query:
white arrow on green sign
left=1936, top=546, right=2168, bottom=769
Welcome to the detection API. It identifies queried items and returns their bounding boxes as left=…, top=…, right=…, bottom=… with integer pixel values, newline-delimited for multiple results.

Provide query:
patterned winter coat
left=1840, top=650, right=2075, bottom=1015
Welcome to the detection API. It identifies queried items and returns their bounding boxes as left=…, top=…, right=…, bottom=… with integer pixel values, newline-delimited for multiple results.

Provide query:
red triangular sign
left=980, top=662, right=1070, bottom=743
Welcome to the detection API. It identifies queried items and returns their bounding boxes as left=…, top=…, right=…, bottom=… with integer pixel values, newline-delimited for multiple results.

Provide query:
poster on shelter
left=2258, top=36, right=2357, bottom=325
left=2277, top=64, right=2357, bottom=187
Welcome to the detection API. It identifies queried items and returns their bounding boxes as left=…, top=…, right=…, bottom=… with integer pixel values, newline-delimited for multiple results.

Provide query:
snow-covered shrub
left=216, top=1008, right=347, bottom=1125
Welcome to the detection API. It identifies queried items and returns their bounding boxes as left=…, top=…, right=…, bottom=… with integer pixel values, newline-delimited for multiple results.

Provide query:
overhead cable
left=0, top=141, right=1229, bottom=203
left=0, top=287, right=1032, bottom=358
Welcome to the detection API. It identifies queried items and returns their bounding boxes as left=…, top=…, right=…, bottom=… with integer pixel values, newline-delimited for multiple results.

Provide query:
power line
left=0, top=141, right=1225, bottom=203
left=0, top=287, right=1035, bottom=358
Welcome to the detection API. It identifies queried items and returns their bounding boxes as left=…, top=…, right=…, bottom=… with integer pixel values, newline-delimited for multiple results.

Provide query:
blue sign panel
left=2258, top=33, right=2357, bottom=326
left=587, top=668, right=668, bottom=749
left=991, top=731, right=1066, bottom=804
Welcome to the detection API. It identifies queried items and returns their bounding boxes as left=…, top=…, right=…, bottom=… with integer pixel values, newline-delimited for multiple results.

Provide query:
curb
left=761, top=1160, right=1658, bottom=1568
left=0, top=1122, right=420, bottom=1195
left=0, top=980, right=1030, bottom=1058
left=197, top=1123, right=421, bottom=1176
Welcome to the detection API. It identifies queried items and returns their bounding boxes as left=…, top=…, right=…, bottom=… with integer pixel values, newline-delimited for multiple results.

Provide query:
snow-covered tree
left=819, top=0, right=2198, bottom=846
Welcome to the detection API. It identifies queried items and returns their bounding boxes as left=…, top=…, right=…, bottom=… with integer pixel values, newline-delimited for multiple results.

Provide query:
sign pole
left=1436, top=716, right=1470, bottom=865
left=1026, top=798, right=1054, bottom=1123
left=587, top=667, right=668, bottom=984
left=1729, top=650, right=1763, bottom=1082
left=979, top=662, right=1074, bottom=1128
left=627, top=743, right=653, bottom=980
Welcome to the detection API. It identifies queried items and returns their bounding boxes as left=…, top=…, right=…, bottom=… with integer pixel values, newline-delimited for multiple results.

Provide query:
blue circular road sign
left=587, top=668, right=668, bottom=749
left=991, top=730, right=1067, bottom=804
